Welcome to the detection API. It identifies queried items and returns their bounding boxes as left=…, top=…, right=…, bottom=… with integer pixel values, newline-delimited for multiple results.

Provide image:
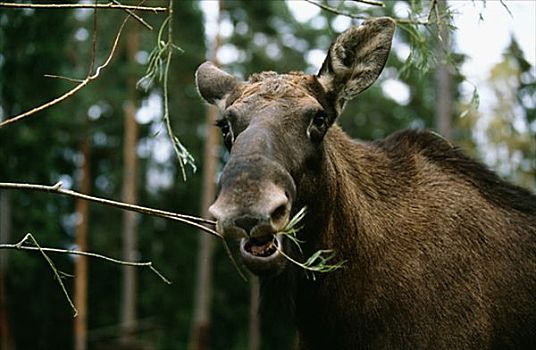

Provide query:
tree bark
left=248, top=275, right=261, bottom=350
left=74, top=133, right=91, bottom=350
left=0, top=191, right=14, bottom=350
left=188, top=3, right=222, bottom=348
left=119, top=22, right=140, bottom=345
left=187, top=104, right=220, bottom=350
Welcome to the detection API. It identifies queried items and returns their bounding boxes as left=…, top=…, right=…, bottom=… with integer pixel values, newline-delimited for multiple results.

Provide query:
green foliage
left=278, top=207, right=346, bottom=279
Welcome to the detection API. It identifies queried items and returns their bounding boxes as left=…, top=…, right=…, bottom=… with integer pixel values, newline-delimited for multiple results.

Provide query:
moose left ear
left=196, top=61, right=242, bottom=109
left=317, top=17, right=395, bottom=113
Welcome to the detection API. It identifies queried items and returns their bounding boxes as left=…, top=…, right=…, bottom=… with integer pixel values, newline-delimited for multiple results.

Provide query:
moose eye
left=215, top=118, right=234, bottom=149
left=312, top=110, right=327, bottom=127
left=307, top=110, right=329, bottom=144
left=215, top=118, right=231, bottom=136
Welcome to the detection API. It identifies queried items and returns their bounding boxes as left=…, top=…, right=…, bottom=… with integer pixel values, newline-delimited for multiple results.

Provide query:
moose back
left=196, top=17, right=536, bottom=349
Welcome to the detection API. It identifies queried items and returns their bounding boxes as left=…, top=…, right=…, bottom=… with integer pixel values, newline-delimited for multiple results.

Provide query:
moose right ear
left=196, top=61, right=241, bottom=109
left=317, top=17, right=395, bottom=113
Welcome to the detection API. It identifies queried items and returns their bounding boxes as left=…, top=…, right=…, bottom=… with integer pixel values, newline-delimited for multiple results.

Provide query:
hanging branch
left=0, top=2, right=166, bottom=12
left=162, top=0, right=196, bottom=180
left=137, top=0, right=196, bottom=180
left=0, top=181, right=220, bottom=238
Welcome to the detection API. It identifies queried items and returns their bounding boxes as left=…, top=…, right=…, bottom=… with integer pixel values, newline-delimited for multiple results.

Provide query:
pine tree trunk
left=74, top=132, right=91, bottom=350
left=188, top=3, right=222, bottom=348
left=248, top=275, right=261, bottom=350
left=0, top=191, right=14, bottom=350
left=188, top=103, right=220, bottom=350
left=119, top=22, right=140, bottom=345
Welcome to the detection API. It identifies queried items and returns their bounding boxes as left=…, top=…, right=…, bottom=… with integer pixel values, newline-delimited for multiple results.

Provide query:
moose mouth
left=241, top=235, right=280, bottom=258
left=239, top=234, right=286, bottom=275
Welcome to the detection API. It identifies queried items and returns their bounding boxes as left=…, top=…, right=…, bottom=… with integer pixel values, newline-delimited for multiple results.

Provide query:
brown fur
left=288, top=126, right=536, bottom=349
left=195, top=18, right=536, bottom=349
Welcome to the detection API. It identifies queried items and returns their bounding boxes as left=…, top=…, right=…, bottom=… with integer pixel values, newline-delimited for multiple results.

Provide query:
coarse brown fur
left=196, top=18, right=536, bottom=349
left=287, top=126, right=536, bottom=349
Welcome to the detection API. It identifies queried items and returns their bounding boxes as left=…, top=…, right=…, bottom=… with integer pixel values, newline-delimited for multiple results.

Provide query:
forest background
left=0, top=1, right=534, bottom=349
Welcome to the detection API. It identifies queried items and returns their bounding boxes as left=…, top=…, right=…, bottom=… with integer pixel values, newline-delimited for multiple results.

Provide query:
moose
left=195, top=17, right=536, bottom=349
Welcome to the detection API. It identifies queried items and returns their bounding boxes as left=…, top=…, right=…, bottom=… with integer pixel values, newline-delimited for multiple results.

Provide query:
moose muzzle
left=209, top=154, right=296, bottom=275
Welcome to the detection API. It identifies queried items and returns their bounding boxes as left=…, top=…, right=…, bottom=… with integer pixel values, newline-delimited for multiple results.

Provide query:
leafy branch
left=0, top=233, right=170, bottom=317
left=277, top=207, right=345, bottom=280
left=138, top=0, right=196, bottom=180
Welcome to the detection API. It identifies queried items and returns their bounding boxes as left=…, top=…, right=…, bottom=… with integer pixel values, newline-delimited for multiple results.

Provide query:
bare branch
left=304, top=0, right=436, bottom=25
left=499, top=0, right=513, bottom=18
left=0, top=78, right=90, bottom=127
left=350, top=0, right=384, bottom=7
left=0, top=181, right=220, bottom=238
left=0, top=233, right=171, bottom=284
left=0, top=2, right=166, bottom=12
left=7, top=233, right=78, bottom=316
left=44, top=74, right=85, bottom=83
left=428, top=0, right=438, bottom=23
left=112, top=0, right=153, bottom=30
left=304, top=0, right=368, bottom=20
left=0, top=10, right=129, bottom=128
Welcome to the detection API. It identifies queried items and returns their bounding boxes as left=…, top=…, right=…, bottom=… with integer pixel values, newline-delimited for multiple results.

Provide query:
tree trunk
left=248, top=275, right=261, bottom=350
left=435, top=0, right=452, bottom=139
left=187, top=103, right=220, bottom=350
left=119, top=22, right=140, bottom=345
left=188, top=3, right=222, bottom=348
left=74, top=132, right=92, bottom=350
left=0, top=191, right=14, bottom=350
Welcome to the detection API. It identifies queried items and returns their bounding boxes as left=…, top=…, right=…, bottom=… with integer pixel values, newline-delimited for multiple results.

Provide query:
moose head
left=196, top=18, right=395, bottom=275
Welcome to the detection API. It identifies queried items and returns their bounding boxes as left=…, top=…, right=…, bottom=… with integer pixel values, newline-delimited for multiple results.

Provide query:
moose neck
left=291, top=124, right=401, bottom=347
left=301, top=124, right=388, bottom=258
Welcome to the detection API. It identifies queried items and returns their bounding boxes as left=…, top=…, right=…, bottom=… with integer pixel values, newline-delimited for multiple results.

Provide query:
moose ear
left=317, top=17, right=395, bottom=112
left=196, top=61, right=241, bottom=109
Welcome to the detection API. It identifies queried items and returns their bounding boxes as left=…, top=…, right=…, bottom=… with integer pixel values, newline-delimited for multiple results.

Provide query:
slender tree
left=120, top=20, right=141, bottom=345
left=74, top=130, right=92, bottom=350
left=0, top=191, right=13, bottom=350
left=188, top=2, right=222, bottom=349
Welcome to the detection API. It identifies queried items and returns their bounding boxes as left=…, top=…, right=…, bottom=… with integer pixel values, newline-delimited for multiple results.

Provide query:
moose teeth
left=247, top=237, right=277, bottom=257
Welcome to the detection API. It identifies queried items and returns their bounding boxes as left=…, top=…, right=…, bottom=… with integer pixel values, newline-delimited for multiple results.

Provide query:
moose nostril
left=271, top=204, right=288, bottom=226
left=271, top=204, right=287, bottom=222
left=234, top=216, right=260, bottom=235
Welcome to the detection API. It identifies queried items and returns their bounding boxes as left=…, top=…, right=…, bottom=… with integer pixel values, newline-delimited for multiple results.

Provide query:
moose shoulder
left=196, top=17, right=536, bottom=349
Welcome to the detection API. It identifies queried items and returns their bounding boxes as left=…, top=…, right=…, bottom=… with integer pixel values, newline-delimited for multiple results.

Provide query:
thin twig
left=304, top=0, right=368, bottom=20
left=428, top=0, right=438, bottom=23
left=350, top=0, right=384, bottom=7
left=0, top=5, right=132, bottom=128
left=0, top=233, right=171, bottom=284
left=498, top=0, right=513, bottom=18
left=304, top=0, right=434, bottom=25
left=44, top=74, right=85, bottom=83
left=112, top=0, right=153, bottom=30
left=0, top=2, right=166, bottom=12
left=10, top=233, right=78, bottom=316
left=0, top=181, right=221, bottom=238
left=161, top=0, right=195, bottom=180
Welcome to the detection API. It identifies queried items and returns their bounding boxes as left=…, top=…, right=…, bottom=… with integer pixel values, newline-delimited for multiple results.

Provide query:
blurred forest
left=0, top=1, right=534, bottom=350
